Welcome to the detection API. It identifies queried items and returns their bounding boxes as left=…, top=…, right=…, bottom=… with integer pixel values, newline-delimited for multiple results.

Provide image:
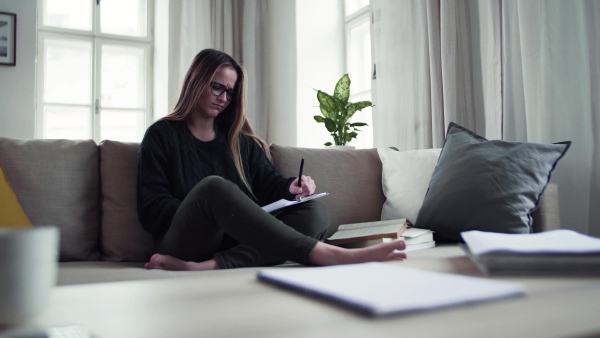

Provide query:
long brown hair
left=163, top=49, right=270, bottom=194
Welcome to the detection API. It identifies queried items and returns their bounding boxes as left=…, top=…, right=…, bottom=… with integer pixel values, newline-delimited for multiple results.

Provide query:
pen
left=297, top=158, right=304, bottom=187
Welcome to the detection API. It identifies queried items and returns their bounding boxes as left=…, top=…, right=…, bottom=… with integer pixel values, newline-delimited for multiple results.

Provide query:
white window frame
left=343, top=1, right=373, bottom=149
left=35, top=0, right=154, bottom=142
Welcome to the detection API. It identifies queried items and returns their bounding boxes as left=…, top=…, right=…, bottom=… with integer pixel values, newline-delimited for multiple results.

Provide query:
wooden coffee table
left=4, top=254, right=600, bottom=338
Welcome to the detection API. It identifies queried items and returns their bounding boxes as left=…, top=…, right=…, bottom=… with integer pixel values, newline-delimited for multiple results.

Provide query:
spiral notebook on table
left=258, top=262, right=524, bottom=316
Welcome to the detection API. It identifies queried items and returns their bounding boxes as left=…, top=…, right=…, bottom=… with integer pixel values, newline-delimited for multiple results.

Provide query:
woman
left=137, top=49, right=407, bottom=271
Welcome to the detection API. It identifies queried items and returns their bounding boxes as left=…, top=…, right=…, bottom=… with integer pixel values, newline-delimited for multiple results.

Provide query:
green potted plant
left=314, top=74, right=373, bottom=147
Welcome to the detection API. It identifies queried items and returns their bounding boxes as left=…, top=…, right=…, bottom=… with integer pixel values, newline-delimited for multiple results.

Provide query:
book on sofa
left=344, top=228, right=436, bottom=252
left=461, top=230, right=600, bottom=276
left=325, top=219, right=411, bottom=245
left=325, top=219, right=435, bottom=251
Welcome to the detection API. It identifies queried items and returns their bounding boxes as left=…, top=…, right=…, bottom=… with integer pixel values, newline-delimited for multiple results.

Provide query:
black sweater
left=136, top=120, right=295, bottom=239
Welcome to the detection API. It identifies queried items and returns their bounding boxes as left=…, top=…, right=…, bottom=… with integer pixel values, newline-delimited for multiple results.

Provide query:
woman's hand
left=290, top=175, right=316, bottom=199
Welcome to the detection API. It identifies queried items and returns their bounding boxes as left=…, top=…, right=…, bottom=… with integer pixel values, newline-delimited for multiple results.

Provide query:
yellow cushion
left=0, top=163, right=32, bottom=228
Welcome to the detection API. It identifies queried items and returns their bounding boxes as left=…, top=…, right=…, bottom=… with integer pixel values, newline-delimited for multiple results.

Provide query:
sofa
left=0, top=137, right=561, bottom=286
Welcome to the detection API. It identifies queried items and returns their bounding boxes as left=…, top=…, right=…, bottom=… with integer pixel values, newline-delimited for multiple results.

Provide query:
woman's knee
left=198, top=175, right=229, bottom=191
left=190, top=176, right=235, bottom=199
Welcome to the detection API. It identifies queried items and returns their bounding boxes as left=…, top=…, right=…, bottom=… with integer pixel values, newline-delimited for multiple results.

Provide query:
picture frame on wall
left=0, top=12, right=16, bottom=66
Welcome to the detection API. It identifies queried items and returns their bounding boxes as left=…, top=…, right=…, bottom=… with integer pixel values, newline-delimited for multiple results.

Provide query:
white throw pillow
left=378, top=147, right=441, bottom=223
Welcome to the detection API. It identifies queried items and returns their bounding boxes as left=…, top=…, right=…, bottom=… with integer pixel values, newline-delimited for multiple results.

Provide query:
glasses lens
left=211, top=82, right=235, bottom=101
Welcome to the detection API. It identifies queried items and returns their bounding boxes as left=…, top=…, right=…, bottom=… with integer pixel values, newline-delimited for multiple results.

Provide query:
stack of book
left=461, top=229, right=600, bottom=276
left=325, top=219, right=435, bottom=251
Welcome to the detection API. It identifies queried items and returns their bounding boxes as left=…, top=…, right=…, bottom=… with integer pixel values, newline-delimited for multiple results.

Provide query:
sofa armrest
left=531, top=183, right=561, bottom=232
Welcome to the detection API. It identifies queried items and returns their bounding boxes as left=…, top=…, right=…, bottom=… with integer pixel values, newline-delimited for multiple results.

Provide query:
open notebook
left=258, top=262, right=524, bottom=316
left=261, top=192, right=329, bottom=213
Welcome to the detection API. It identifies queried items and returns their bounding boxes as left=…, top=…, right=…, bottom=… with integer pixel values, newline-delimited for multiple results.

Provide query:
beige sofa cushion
left=99, top=140, right=154, bottom=262
left=0, top=138, right=99, bottom=261
left=270, top=145, right=385, bottom=237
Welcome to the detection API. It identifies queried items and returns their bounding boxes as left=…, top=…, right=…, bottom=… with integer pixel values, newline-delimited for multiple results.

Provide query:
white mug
left=0, top=226, right=59, bottom=327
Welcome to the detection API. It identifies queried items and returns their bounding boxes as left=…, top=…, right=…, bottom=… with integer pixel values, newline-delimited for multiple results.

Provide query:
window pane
left=43, top=105, right=91, bottom=139
left=44, top=38, right=92, bottom=105
left=100, top=0, right=147, bottom=37
left=100, top=109, right=145, bottom=142
left=345, top=0, right=369, bottom=16
left=348, top=19, right=371, bottom=94
left=43, top=0, right=92, bottom=31
left=101, top=44, right=146, bottom=108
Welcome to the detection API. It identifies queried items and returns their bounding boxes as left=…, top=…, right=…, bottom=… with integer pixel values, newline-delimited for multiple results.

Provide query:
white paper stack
left=461, top=230, right=600, bottom=275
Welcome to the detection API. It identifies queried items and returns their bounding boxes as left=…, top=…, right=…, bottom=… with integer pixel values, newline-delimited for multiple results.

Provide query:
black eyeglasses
left=210, top=82, right=236, bottom=101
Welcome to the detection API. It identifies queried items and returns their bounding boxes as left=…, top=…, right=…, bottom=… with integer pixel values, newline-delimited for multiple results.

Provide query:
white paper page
left=461, top=230, right=600, bottom=256
left=261, top=199, right=296, bottom=213
left=258, top=262, right=524, bottom=316
left=402, top=228, right=432, bottom=239
left=261, top=193, right=328, bottom=213
left=401, top=241, right=436, bottom=252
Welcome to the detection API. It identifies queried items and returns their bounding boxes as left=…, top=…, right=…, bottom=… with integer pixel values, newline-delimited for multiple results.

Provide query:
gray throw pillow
left=415, top=122, right=570, bottom=242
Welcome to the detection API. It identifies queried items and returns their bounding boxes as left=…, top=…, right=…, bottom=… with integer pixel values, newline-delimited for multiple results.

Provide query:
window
left=36, top=0, right=153, bottom=143
left=344, top=0, right=373, bottom=149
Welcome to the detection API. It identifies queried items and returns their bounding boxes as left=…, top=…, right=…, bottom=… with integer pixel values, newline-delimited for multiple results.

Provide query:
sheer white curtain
left=371, top=0, right=500, bottom=150
left=165, top=0, right=212, bottom=116
left=371, top=0, right=599, bottom=235
left=165, top=0, right=286, bottom=141
left=168, top=0, right=242, bottom=108
left=501, top=1, right=600, bottom=236
left=241, top=0, right=270, bottom=140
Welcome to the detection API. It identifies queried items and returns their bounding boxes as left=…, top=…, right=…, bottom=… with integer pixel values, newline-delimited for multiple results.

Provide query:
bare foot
left=144, top=254, right=219, bottom=271
left=309, top=239, right=408, bottom=266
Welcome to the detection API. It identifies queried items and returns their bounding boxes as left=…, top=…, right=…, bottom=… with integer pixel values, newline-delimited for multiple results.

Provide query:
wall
left=0, top=0, right=36, bottom=139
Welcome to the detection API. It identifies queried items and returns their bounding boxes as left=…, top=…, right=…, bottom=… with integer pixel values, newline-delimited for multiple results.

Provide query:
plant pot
left=324, top=145, right=356, bottom=150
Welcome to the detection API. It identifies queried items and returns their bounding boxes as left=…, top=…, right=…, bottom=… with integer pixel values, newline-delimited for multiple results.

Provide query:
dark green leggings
left=157, top=176, right=329, bottom=269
